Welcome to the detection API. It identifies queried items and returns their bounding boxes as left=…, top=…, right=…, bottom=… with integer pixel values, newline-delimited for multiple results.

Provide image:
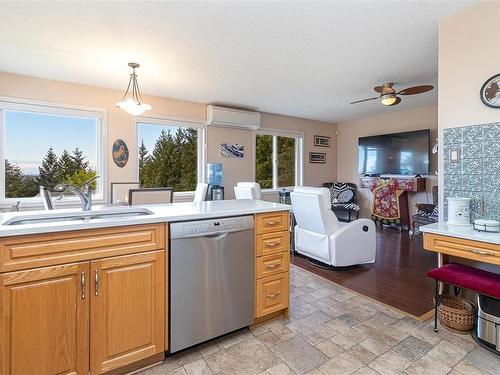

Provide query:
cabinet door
left=90, top=250, right=165, bottom=375
left=255, top=272, right=289, bottom=318
left=0, top=262, right=89, bottom=375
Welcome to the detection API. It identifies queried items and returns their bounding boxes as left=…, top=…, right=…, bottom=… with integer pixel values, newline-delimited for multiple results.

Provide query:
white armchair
left=290, top=186, right=376, bottom=267
left=234, top=182, right=262, bottom=200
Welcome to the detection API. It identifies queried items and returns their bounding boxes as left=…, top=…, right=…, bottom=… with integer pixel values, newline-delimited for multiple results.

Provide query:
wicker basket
left=437, top=295, right=476, bottom=333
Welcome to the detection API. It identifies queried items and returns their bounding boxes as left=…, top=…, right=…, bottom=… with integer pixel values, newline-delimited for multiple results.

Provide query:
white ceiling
left=0, top=1, right=475, bottom=123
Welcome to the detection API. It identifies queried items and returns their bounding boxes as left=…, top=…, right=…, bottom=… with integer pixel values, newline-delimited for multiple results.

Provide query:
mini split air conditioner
left=206, top=105, right=261, bottom=130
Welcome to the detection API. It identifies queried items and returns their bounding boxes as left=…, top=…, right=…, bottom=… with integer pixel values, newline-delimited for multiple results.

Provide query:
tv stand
left=359, top=176, right=427, bottom=230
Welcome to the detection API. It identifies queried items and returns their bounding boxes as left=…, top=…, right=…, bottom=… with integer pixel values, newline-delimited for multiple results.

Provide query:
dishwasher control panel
left=170, top=215, right=254, bottom=239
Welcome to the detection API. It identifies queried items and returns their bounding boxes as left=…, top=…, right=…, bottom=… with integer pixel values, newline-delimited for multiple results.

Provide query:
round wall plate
left=480, top=73, right=500, bottom=108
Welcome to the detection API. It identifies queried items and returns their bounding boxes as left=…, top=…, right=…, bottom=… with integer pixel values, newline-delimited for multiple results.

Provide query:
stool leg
left=434, top=280, right=439, bottom=332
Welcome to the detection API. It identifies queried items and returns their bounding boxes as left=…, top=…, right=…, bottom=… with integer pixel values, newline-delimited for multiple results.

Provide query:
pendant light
left=116, top=62, right=152, bottom=116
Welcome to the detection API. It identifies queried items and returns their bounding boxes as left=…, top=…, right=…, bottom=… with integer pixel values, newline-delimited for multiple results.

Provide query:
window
left=0, top=99, right=105, bottom=204
left=255, top=130, right=303, bottom=189
left=137, top=119, right=205, bottom=192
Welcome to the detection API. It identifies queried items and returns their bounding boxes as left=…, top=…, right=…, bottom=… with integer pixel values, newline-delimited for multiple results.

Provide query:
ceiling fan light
left=381, top=94, right=397, bottom=106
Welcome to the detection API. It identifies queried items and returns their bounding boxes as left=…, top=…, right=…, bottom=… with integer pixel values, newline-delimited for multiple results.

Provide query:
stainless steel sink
left=3, top=208, right=153, bottom=226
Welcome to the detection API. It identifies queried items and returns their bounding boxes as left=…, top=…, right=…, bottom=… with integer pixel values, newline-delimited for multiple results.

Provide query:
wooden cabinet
left=255, top=211, right=289, bottom=234
left=424, top=233, right=500, bottom=265
left=256, top=251, right=289, bottom=279
left=256, top=272, right=289, bottom=317
left=0, top=224, right=167, bottom=375
left=254, top=211, right=290, bottom=320
left=0, top=262, right=89, bottom=375
left=256, top=231, right=289, bottom=257
left=90, top=251, right=165, bottom=375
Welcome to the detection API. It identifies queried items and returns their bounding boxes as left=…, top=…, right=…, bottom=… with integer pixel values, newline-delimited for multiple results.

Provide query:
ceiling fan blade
left=350, top=97, right=379, bottom=104
left=397, top=85, right=434, bottom=95
left=387, top=97, right=402, bottom=106
left=374, top=84, right=395, bottom=94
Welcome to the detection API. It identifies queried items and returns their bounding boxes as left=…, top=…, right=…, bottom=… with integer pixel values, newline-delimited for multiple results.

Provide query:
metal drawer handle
left=94, top=270, right=99, bottom=296
left=266, top=291, right=281, bottom=299
left=470, top=249, right=496, bottom=256
left=81, top=272, right=85, bottom=300
left=266, top=242, right=280, bottom=247
left=266, top=221, right=280, bottom=225
left=265, top=263, right=281, bottom=270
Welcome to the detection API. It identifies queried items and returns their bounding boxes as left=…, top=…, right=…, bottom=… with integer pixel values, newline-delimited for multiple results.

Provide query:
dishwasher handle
left=205, top=232, right=229, bottom=240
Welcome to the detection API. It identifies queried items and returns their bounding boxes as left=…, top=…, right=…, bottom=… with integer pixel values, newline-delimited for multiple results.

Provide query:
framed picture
left=309, top=152, right=326, bottom=164
left=112, top=139, right=129, bottom=167
left=220, top=143, right=244, bottom=158
left=480, top=73, right=500, bottom=108
left=314, top=135, right=331, bottom=147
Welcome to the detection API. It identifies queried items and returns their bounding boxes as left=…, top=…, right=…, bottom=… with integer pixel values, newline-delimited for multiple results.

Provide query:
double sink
left=2, top=207, right=153, bottom=226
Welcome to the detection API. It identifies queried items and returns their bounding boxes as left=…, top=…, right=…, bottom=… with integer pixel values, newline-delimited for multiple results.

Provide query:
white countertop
left=420, top=222, right=500, bottom=245
left=0, top=200, right=291, bottom=237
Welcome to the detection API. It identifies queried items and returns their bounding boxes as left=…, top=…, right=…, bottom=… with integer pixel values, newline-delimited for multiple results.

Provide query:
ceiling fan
left=350, top=83, right=434, bottom=106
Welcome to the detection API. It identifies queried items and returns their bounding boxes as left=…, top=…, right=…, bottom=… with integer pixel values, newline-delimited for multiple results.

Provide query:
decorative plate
left=480, top=73, right=500, bottom=108
left=112, top=139, right=129, bottom=168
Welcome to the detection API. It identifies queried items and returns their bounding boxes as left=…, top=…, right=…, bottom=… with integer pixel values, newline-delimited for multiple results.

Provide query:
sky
left=5, top=111, right=97, bottom=175
left=137, top=123, right=186, bottom=155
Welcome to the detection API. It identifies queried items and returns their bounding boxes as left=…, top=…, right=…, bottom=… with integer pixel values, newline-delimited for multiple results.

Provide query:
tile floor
left=138, top=265, right=500, bottom=375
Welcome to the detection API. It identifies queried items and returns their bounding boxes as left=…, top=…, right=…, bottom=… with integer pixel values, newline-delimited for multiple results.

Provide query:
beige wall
left=336, top=105, right=438, bottom=218
left=0, top=71, right=337, bottom=206
left=206, top=113, right=338, bottom=200
left=437, top=1, right=500, bottom=217
left=438, top=1, right=500, bottom=130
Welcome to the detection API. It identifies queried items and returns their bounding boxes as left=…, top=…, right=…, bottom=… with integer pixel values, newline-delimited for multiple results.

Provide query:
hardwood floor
left=291, top=227, right=437, bottom=318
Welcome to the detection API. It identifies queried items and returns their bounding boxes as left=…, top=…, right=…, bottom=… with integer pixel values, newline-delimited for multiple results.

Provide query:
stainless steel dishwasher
left=169, top=215, right=254, bottom=353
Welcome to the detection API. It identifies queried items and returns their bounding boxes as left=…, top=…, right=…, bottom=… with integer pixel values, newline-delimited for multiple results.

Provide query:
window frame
left=135, top=115, right=206, bottom=196
left=0, top=97, right=107, bottom=208
left=255, top=128, right=304, bottom=191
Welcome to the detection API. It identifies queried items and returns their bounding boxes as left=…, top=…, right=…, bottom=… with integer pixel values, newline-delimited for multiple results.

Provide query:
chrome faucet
left=54, top=176, right=100, bottom=211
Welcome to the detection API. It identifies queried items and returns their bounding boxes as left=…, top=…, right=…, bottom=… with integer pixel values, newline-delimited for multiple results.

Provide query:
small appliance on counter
left=476, top=294, right=500, bottom=354
left=447, top=197, right=471, bottom=226
left=473, top=219, right=500, bottom=233
left=207, top=185, right=224, bottom=200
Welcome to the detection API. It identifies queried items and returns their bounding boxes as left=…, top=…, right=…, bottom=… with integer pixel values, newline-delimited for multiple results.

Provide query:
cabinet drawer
left=424, top=233, right=500, bottom=266
left=0, top=223, right=166, bottom=272
left=256, top=231, right=289, bottom=257
left=255, top=272, right=289, bottom=317
left=256, top=252, right=289, bottom=279
left=255, top=211, right=289, bottom=234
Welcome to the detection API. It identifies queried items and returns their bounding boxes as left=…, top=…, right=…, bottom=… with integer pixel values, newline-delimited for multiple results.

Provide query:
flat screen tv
left=358, top=129, right=430, bottom=175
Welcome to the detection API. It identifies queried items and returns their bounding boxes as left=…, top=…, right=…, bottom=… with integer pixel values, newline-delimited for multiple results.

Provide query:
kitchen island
left=0, top=200, right=291, bottom=375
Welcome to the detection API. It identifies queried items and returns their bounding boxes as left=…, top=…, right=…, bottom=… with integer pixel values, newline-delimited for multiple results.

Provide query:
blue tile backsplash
left=443, top=122, right=500, bottom=223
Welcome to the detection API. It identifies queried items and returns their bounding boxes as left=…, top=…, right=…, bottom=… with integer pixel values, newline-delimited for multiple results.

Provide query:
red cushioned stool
left=427, top=263, right=500, bottom=332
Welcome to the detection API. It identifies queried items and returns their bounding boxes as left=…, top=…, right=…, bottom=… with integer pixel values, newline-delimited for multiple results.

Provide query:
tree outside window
left=2, top=109, right=100, bottom=201
left=256, top=133, right=299, bottom=189
left=138, top=123, right=199, bottom=192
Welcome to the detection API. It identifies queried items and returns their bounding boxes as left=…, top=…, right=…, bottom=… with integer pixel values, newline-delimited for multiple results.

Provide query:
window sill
left=0, top=198, right=107, bottom=212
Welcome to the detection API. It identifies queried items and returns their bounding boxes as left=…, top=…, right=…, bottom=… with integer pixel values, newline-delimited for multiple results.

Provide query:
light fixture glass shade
left=116, top=98, right=152, bottom=116
left=117, top=62, right=152, bottom=116
left=381, top=94, right=397, bottom=106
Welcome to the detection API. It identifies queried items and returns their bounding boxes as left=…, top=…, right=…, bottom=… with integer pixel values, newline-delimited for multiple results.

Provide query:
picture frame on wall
left=313, top=135, right=331, bottom=147
left=480, top=73, right=500, bottom=108
left=309, top=152, right=326, bottom=164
